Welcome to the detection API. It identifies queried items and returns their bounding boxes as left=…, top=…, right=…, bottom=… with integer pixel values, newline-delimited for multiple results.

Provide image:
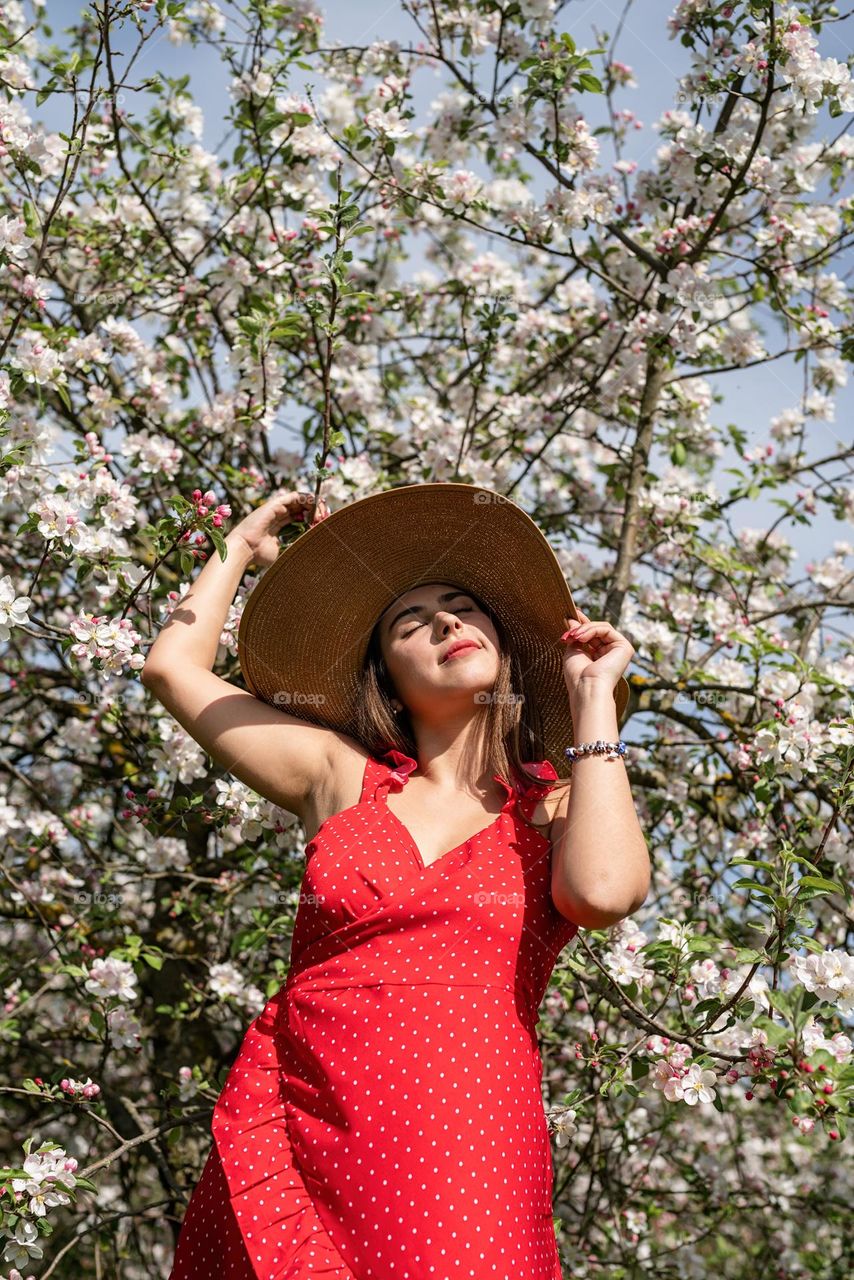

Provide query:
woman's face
left=377, top=581, right=501, bottom=721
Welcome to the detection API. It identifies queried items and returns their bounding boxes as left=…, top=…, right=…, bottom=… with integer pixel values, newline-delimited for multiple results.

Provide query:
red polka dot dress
left=169, top=747, right=579, bottom=1279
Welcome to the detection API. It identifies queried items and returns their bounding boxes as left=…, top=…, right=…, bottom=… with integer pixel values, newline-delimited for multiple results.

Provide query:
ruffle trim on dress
left=514, top=758, right=559, bottom=824
left=380, top=747, right=558, bottom=822
left=380, top=747, right=419, bottom=790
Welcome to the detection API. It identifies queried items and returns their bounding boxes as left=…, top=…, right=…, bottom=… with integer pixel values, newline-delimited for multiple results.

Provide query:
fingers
left=309, top=496, right=331, bottom=526
left=569, top=620, right=610, bottom=637
left=563, top=619, right=612, bottom=640
left=561, top=617, right=614, bottom=647
left=292, top=490, right=320, bottom=516
left=268, top=488, right=330, bottom=527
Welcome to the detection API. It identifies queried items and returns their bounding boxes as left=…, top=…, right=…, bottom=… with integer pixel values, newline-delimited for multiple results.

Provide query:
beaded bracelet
left=564, top=739, right=628, bottom=765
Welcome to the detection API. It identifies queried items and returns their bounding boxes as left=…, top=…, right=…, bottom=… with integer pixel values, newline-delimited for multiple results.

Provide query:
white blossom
left=0, top=575, right=31, bottom=641
left=84, top=956, right=138, bottom=1003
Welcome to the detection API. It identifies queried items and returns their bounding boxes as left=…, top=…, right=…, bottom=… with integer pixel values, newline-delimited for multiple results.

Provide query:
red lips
left=440, top=639, right=481, bottom=664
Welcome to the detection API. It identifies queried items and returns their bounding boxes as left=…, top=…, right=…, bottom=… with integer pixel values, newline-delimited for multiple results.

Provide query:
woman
left=142, top=483, right=649, bottom=1279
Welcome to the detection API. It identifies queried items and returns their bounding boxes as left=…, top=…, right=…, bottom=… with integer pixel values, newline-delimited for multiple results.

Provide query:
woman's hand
left=559, top=606, right=634, bottom=700
left=230, top=489, right=331, bottom=568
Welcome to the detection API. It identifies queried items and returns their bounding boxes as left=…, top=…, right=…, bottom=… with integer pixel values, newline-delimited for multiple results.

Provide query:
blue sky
left=26, top=2, right=854, bottom=566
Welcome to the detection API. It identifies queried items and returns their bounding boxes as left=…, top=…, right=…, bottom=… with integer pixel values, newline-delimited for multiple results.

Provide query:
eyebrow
left=383, top=590, right=473, bottom=634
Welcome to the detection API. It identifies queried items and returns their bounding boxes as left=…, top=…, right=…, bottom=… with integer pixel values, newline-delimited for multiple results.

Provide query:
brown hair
left=352, top=582, right=568, bottom=835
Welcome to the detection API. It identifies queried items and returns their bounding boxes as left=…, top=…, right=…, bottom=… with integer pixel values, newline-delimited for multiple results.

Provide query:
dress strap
left=369, top=748, right=419, bottom=803
left=370, top=747, right=557, bottom=819
left=513, top=758, right=560, bottom=823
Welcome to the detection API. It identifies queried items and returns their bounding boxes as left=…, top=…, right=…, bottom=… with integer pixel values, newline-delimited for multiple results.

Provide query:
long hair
left=351, top=583, right=567, bottom=834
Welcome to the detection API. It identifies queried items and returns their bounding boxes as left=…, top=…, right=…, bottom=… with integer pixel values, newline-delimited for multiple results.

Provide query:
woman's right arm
left=140, top=490, right=339, bottom=820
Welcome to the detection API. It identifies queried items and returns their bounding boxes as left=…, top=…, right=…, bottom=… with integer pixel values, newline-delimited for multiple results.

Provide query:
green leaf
left=209, top=526, right=227, bottom=560
left=731, top=858, right=776, bottom=872
left=685, top=936, right=716, bottom=954
left=730, top=948, right=766, bottom=964
left=72, top=1176, right=99, bottom=1193
left=270, top=314, right=305, bottom=340
left=798, top=875, right=845, bottom=895
left=22, top=199, right=39, bottom=237
left=765, top=988, right=793, bottom=1018
left=256, top=110, right=286, bottom=136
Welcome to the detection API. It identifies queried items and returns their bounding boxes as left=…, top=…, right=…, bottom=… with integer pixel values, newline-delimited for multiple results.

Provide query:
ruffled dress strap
left=512, top=758, right=560, bottom=823
left=373, top=747, right=557, bottom=823
left=370, top=748, right=419, bottom=801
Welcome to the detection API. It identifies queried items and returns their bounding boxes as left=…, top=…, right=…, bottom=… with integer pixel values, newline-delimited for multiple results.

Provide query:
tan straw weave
left=237, top=482, right=630, bottom=774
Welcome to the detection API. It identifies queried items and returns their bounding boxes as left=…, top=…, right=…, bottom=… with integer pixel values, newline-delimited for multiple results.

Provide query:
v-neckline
left=378, top=749, right=521, bottom=873
left=383, top=801, right=513, bottom=873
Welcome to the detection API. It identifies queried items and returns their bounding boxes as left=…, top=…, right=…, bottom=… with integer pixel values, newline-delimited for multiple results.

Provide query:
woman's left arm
left=549, top=611, right=651, bottom=930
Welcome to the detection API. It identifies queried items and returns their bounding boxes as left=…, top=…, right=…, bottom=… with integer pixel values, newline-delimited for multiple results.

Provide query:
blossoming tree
left=0, top=0, right=852, bottom=1276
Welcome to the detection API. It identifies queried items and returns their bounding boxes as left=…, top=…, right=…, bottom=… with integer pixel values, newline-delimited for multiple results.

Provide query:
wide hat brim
left=237, top=482, right=630, bottom=775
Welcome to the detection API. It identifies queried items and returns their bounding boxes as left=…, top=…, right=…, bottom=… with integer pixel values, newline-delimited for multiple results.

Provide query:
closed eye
left=402, top=605, right=474, bottom=638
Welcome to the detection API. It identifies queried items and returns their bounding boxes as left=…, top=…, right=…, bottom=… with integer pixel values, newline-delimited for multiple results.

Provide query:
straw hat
left=237, top=482, right=630, bottom=774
